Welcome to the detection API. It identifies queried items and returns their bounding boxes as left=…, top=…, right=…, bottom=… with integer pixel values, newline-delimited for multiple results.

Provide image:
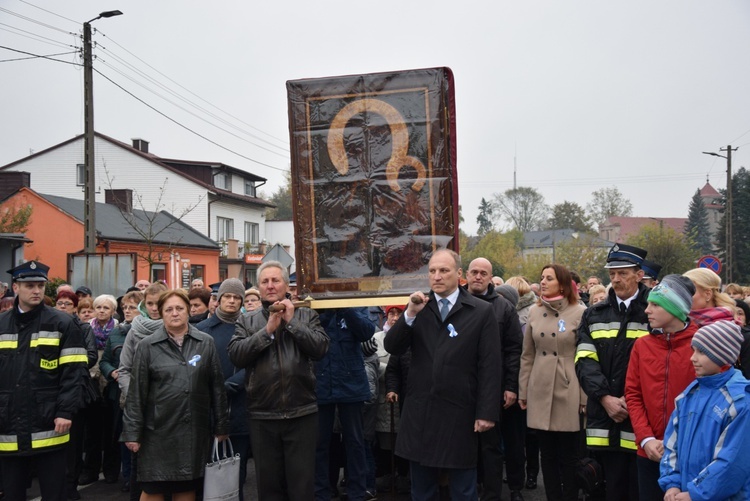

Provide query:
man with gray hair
left=229, top=261, right=330, bottom=500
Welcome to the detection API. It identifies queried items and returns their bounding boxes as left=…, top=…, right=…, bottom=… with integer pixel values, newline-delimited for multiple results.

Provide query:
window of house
left=217, top=217, right=234, bottom=241
left=244, top=180, right=256, bottom=197
left=190, top=265, right=204, bottom=283
left=245, top=268, right=257, bottom=287
left=244, top=222, right=259, bottom=246
left=150, top=263, right=166, bottom=283
left=76, top=164, right=85, bottom=186
left=214, top=172, right=232, bottom=191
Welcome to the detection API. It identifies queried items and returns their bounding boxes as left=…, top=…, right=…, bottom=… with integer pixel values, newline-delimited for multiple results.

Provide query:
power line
left=729, top=127, right=750, bottom=145
left=95, top=45, right=289, bottom=156
left=96, top=58, right=289, bottom=158
left=94, top=67, right=289, bottom=173
left=0, top=45, right=81, bottom=66
left=16, top=0, right=80, bottom=26
left=0, top=48, right=76, bottom=63
left=96, top=29, right=289, bottom=147
left=0, top=22, right=76, bottom=49
left=460, top=172, right=711, bottom=189
left=0, top=6, right=75, bottom=35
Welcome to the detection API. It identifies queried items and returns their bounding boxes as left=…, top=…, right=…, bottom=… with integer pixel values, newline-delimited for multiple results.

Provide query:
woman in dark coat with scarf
left=122, top=289, right=228, bottom=501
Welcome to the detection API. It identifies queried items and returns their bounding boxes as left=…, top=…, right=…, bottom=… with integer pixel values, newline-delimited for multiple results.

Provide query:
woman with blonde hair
left=725, top=283, right=745, bottom=300
left=587, top=284, right=608, bottom=307
left=506, top=276, right=535, bottom=331
left=682, top=268, right=736, bottom=327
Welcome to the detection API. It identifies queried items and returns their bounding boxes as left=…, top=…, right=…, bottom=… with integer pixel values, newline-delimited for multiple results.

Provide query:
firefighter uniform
left=0, top=261, right=88, bottom=500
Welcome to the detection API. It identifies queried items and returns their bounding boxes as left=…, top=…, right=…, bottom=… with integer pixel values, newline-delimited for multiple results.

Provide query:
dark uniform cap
left=604, top=243, right=647, bottom=269
left=7, top=260, right=50, bottom=282
left=76, top=286, right=93, bottom=296
left=641, top=260, right=662, bottom=280
left=209, top=282, right=222, bottom=296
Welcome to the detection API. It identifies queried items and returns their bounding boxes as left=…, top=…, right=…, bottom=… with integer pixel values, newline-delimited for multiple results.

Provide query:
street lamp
left=83, top=10, right=123, bottom=253
left=702, top=146, right=737, bottom=282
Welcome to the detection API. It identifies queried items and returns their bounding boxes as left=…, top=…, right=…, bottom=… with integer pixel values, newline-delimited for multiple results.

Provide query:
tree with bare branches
left=104, top=167, right=205, bottom=265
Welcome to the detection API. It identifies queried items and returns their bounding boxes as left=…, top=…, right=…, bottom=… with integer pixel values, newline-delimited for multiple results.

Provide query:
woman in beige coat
left=519, top=264, right=586, bottom=501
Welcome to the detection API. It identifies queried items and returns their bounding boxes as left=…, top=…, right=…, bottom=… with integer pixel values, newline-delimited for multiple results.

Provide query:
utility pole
left=82, top=10, right=123, bottom=253
left=83, top=21, right=96, bottom=253
left=722, top=145, right=737, bottom=283
left=702, top=145, right=738, bottom=283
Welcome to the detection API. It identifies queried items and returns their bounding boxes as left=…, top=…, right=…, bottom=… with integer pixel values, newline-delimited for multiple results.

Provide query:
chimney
left=0, top=171, right=31, bottom=200
left=105, top=189, right=133, bottom=213
left=132, top=138, right=149, bottom=153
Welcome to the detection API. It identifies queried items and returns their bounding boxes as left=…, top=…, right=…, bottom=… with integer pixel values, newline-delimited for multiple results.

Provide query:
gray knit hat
left=647, top=274, right=695, bottom=322
left=217, top=278, right=245, bottom=302
left=497, top=284, right=520, bottom=307
left=691, top=320, right=743, bottom=367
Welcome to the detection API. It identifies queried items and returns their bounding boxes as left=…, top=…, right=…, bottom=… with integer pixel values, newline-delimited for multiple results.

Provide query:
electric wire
left=96, top=29, right=289, bottom=148
left=0, top=22, right=76, bottom=49
left=97, top=57, right=289, bottom=159
left=95, top=45, right=289, bottom=156
left=0, top=48, right=77, bottom=63
left=0, top=6, right=76, bottom=35
left=94, top=67, right=289, bottom=173
left=728, top=127, right=750, bottom=145
left=16, top=0, right=80, bottom=26
left=460, top=172, right=712, bottom=189
left=0, top=45, right=80, bottom=66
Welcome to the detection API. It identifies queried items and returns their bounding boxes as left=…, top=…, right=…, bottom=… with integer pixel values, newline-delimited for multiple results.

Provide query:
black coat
left=575, top=283, right=650, bottom=452
left=469, top=283, right=523, bottom=396
left=0, top=301, right=88, bottom=456
left=121, top=324, right=229, bottom=482
left=384, top=288, right=502, bottom=468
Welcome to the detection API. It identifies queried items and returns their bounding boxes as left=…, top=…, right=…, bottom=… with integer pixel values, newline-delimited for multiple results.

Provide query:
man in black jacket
left=0, top=261, right=88, bottom=500
left=575, top=244, right=649, bottom=501
left=384, top=249, right=502, bottom=500
left=466, top=257, right=524, bottom=501
left=229, top=261, right=330, bottom=501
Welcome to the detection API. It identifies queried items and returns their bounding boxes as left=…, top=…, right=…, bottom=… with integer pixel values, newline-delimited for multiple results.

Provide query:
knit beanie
left=217, top=278, right=245, bottom=302
left=691, top=320, right=743, bottom=367
left=647, top=274, right=695, bottom=322
left=497, top=284, right=520, bottom=307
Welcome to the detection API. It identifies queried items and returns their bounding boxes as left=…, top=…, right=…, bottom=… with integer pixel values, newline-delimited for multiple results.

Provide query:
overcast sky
left=2, top=0, right=749, bottom=236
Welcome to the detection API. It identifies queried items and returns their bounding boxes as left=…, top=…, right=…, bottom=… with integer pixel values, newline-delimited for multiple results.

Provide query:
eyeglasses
left=56, top=301, right=74, bottom=307
left=122, top=305, right=138, bottom=311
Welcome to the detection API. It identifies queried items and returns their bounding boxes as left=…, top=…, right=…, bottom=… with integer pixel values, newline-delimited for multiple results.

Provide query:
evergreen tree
left=684, top=189, right=713, bottom=256
left=266, top=171, right=293, bottom=220
left=476, top=198, right=494, bottom=236
left=717, top=167, right=750, bottom=283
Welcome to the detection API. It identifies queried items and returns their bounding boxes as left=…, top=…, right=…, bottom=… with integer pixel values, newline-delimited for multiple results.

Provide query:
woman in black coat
left=122, top=289, right=229, bottom=501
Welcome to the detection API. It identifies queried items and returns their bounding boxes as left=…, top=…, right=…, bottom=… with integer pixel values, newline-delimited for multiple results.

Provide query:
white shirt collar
left=617, top=289, right=639, bottom=309
left=437, top=287, right=461, bottom=308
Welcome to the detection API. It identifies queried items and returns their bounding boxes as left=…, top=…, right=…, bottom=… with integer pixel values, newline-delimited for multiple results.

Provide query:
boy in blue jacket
left=659, top=320, right=750, bottom=501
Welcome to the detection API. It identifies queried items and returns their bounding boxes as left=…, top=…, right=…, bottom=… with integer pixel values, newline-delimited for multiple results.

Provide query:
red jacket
left=625, top=321, right=698, bottom=458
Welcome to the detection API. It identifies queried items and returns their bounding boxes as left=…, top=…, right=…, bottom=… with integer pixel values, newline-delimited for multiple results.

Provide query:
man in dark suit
left=384, top=249, right=502, bottom=501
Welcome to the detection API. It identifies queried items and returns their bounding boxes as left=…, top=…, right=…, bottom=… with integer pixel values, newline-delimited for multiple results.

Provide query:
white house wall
left=4, top=136, right=209, bottom=235
left=210, top=200, right=266, bottom=246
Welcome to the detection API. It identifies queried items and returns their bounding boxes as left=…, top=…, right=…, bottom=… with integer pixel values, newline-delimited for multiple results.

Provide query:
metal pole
left=724, top=145, right=733, bottom=283
left=83, top=21, right=96, bottom=253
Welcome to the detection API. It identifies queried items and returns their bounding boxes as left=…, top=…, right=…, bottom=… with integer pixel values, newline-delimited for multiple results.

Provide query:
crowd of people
left=1, top=242, right=749, bottom=501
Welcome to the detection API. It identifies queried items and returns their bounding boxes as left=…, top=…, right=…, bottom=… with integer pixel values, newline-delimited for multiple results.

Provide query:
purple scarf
left=90, top=318, right=116, bottom=350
